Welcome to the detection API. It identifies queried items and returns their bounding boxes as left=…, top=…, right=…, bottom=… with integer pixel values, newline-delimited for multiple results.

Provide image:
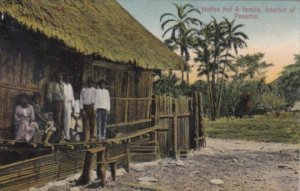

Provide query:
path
left=31, top=138, right=300, bottom=191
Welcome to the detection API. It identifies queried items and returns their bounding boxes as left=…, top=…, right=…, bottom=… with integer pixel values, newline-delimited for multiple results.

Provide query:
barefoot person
left=94, top=79, right=110, bottom=141
left=80, top=77, right=96, bottom=142
left=14, top=94, right=38, bottom=142
left=47, top=71, right=66, bottom=143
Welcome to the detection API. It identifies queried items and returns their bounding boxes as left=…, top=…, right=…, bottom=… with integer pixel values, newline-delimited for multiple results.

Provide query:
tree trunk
left=180, top=48, right=185, bottom=85
left=216, top=48, right=229, bottom=117
left=211, top=71, right=217, bottom=121
left=186, top=71, right=190, bottom=85
left=181, top=70, right=184, bottom=84
left=206, top=74, right=213, bottom=119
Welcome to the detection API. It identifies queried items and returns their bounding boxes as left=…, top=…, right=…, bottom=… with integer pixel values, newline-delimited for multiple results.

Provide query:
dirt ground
left=33, top=138, right=300, bottom=191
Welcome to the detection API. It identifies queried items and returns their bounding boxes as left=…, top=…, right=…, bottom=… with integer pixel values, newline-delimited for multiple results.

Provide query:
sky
left=117, top=0, right=300, bottom=83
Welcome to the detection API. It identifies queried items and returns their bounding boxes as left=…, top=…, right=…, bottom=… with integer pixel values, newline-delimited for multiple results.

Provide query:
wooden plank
left=97, top=153, right=126, bottom=163
left=92, top=60, right=154, bottom=75
left=156, top=113, right=190, bottom=118
left=103, top=125, right=161, bottom=144
left=0, top=83, right=39, bottom=92
left=88, top=146, right=105, bottom=153
left=107, top=118, right=152, bottom=128
left=124, top=73, right=130, bottom=123
left=111, top=97, right=153, bottom=101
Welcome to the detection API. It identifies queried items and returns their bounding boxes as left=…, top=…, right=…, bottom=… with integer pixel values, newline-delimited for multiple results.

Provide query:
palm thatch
left=0, top=0, right=184, bottom=70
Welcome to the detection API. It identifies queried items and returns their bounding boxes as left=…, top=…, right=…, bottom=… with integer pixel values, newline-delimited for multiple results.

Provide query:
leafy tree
left=153, top=71, right=189, bottom=97
left=274, top=54, right=300, bottom=105
left=260, top=92, right=286, bottom=111
left=233, top=52, right=273, bottom=81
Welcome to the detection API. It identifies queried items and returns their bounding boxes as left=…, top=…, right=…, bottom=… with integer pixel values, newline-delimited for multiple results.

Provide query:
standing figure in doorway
left=63, top=75, right=75, bottom=141
left=47, top=71, right=66, bottom=143
left=80, top=77, right=96, bottom=142
left=94, top=79, right=110, bottom=141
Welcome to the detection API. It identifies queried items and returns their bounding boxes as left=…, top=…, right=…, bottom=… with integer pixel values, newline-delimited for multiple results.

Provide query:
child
left=71, top=92, right=83, bottom=141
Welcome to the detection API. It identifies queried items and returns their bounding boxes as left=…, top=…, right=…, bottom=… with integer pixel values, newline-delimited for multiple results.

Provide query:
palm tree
left=194, top=24, right=214, bottom=119
left=160, top=3, right=201, bottom=84
left=210, top=18, right=228, bottom=119
left=216, top=18, right=248, bottom=117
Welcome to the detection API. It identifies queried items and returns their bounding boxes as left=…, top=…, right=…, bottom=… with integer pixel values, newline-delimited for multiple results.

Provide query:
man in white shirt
left=80, top=77, right=96, bottom=142
left=94, top=79, right=110, bottom=141
left=47, top=71, right=66, bottom=143
left=63, top=75, right=75, bottom=141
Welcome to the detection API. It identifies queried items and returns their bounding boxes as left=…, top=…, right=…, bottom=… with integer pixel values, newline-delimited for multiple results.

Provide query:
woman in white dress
left=14, top=94, right=38, bottom=142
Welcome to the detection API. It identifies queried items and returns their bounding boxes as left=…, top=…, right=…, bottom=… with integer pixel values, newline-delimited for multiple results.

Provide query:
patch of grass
left=205, top=113, right=300, bottom=143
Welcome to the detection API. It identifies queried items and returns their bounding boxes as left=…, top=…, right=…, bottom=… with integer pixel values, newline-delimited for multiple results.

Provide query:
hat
left=54, top=70, right=63, bottom=76
left=97, top=79, right=108, bottom=85
left=86, top=77, right=94, bottom=83
left=17, top=93, right=29, bottom=102
left=33, top=92, right=42, bottom=99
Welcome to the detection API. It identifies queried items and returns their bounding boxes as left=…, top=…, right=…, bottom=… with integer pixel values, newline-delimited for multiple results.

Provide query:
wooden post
left=96, top=150, right=107, bottom=187
left=194, top=92, right=200, bottom=149
left=77, top=151, right=93, bottom=185
left=173, top=100, right=178, bottom=158
left=109, top=162, right=117, bottom=181
left=125, top=139, right=131, bottom=173
left=198, top=92, right=205, bottom=147
left=124, top=72, right=130, bottom=123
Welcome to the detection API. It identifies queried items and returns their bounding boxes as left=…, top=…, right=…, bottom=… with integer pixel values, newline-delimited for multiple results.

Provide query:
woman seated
left=14, top=94, right=38, bottom=142
left=32, top=92, right=56, bottom=144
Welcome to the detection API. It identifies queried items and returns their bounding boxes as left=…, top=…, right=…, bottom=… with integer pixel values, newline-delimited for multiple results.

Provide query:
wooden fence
left=154, top=92, right=205, bottom=158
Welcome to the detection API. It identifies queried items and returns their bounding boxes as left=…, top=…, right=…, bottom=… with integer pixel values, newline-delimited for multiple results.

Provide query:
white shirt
left=94, top=88, right=110, bottom=112
left=74, top=100, right=81, bottom=113
left=80, top=87, right=96, bottom=109
left=63, top=82, right=75, bottom=107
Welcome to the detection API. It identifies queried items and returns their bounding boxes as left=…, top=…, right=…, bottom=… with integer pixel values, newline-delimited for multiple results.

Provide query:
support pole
left=77, top=151, right=93, bottom=185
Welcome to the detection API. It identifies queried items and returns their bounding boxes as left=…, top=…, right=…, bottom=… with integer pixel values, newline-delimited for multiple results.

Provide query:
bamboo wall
left=0, top=18, right=86, bottom=138
left=83, top=61, right=154, bottom=133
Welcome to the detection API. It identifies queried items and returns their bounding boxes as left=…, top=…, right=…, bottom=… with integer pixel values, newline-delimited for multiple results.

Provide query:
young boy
left=94, top=79, right=110, bottom=141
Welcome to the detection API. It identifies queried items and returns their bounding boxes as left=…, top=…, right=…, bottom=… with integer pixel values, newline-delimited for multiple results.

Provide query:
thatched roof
left=0, top=0, right=183, bottom=70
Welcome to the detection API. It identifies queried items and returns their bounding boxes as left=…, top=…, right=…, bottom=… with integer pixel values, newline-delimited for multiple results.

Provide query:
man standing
left=63, top=75, right=75, bottom=141
left=47, top=71, right=66, bottom=142
left=80, top=77, right=96, bottom=142
left=94, top=79, right=110, bottom=141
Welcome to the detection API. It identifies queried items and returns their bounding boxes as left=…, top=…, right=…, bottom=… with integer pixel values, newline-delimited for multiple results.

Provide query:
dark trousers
left=83, top=105, right=95, bottom=142
left=96, top=109, right=107, bottom=140
left=53, top=101, right=65, bottom=140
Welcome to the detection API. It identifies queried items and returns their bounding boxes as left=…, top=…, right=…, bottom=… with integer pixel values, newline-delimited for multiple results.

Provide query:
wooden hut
left=0, top=0, right=184, bottom=139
